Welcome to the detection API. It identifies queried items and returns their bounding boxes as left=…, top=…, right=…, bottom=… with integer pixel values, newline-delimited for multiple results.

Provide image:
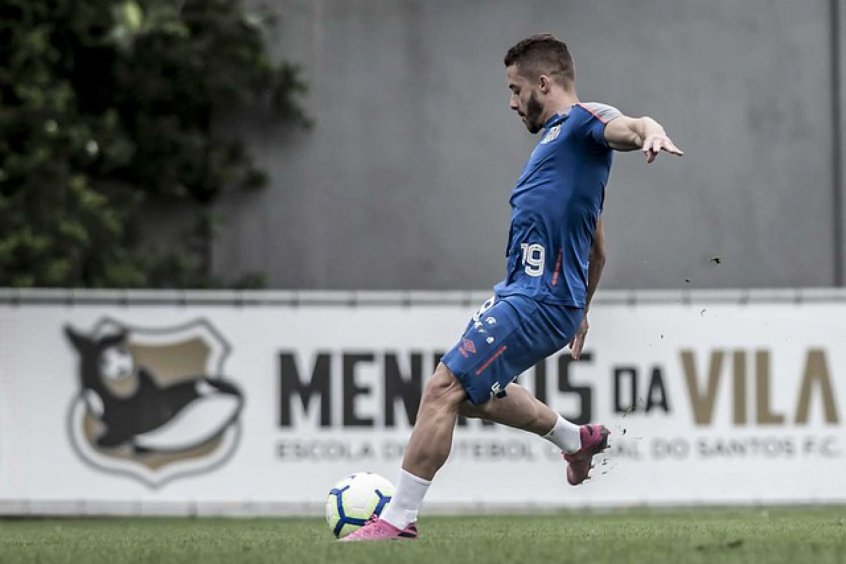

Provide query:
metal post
left=832, top=0, right=844, bottom=286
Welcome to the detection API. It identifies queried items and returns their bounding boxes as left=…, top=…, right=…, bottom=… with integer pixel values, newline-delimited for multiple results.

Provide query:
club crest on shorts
left=64, top=317, right=244, bottom=488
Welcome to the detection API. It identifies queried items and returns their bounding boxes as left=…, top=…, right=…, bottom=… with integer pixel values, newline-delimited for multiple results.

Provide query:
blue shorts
left=442, top=294, right=583, bottom=405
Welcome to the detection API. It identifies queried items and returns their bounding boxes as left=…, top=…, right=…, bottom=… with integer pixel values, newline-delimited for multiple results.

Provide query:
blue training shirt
left=494, top=102, right=622, bottom=307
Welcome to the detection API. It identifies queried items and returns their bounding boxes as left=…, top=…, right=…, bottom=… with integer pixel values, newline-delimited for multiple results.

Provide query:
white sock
left=380, top=469, right=431, bottom=529
left=542, top=413, right=582, bottom=453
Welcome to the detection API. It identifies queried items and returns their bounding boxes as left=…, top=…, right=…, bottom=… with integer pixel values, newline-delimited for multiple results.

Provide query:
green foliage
left=0, top=0, right=307, bottom=288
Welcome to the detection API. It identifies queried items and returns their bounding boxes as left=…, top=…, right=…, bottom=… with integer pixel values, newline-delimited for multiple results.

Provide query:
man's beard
left=523, top=91, right=544, bottom=134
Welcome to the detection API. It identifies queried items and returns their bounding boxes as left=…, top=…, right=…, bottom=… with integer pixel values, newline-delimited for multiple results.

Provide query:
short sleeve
left=577, top=102, right=623, bottom=148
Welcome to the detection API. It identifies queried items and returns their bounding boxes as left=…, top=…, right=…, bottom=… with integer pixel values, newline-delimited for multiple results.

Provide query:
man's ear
left=538, top=74, right=551, bottom=94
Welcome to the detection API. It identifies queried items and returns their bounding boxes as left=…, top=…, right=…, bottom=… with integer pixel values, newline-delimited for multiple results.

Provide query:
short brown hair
left=504, top=34, right=574, bottom=86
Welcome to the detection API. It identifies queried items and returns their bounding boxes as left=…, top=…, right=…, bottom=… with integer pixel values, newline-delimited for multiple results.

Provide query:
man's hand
left=568, top=315, right=589, bottom=360
left=641, top=132, right=684, bottom=163
left=604, top=115, right=684, bottom=162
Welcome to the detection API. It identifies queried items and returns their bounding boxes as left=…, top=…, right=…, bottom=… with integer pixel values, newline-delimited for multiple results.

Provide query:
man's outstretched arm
left=568, top=216, right=606, bottom=360
left=603, top=115, right=684, bottom=163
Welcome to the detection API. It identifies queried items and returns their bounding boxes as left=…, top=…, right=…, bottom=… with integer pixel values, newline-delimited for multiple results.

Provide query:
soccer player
left=342, top=33, right=683, bottom=542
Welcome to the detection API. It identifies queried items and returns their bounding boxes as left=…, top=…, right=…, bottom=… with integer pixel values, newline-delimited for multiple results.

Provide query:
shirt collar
left=543, top=104, right=577, bottom=130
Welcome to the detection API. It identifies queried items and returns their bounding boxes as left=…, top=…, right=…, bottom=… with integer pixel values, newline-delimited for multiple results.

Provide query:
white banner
left=1, top=290, right=845, bottom=514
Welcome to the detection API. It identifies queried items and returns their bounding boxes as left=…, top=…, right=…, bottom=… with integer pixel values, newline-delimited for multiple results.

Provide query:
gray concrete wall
left=213, top=0, right=837, bottom=290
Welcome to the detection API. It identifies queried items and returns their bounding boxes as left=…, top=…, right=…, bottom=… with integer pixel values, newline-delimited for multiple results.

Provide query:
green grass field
left=1, top=508, right=845, bottom=564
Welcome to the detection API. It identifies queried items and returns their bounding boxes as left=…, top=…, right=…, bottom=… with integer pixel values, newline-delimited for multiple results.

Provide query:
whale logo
left=64, top=317, right=244, bottom=488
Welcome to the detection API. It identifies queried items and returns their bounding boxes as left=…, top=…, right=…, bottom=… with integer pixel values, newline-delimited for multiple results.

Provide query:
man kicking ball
left=342, top=33, right=683, bottom=542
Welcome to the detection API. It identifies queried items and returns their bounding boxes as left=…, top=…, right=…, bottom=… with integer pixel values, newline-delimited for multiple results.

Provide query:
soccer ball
left=325, top=472, right=394, bottom=538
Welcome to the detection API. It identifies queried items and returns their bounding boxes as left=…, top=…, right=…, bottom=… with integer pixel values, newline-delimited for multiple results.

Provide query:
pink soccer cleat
left=563, top=424, right=610, bottom=486
left=339, top=516, right=419, bottom=542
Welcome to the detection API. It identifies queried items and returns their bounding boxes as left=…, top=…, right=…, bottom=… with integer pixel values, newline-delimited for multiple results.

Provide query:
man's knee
left=421, top=363, right=467, bottom=409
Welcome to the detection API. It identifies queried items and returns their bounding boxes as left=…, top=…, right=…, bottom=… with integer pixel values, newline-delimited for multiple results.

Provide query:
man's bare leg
left=459, top=382, right=554, bottom=432
left=402, top=362, right=468, bottom=479
left=377, top=362, right=466, bottom=530
left=459, top=382, right=582, bottom=452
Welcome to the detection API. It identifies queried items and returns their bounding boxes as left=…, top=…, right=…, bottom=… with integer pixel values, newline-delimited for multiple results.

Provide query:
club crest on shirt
left=541, top=125, right=561, bottom=144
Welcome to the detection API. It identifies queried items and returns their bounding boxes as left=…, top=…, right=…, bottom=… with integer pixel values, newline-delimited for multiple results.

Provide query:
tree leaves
left=0, top=0, right=307, bottom=288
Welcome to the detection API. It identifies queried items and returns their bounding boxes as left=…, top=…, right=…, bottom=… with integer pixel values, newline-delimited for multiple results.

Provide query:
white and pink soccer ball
left=325, top=472, right=395, bottom=539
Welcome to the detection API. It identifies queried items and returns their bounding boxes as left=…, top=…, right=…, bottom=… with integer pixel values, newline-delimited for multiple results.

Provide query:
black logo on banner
left=64, top=318, right=244, bottom=488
